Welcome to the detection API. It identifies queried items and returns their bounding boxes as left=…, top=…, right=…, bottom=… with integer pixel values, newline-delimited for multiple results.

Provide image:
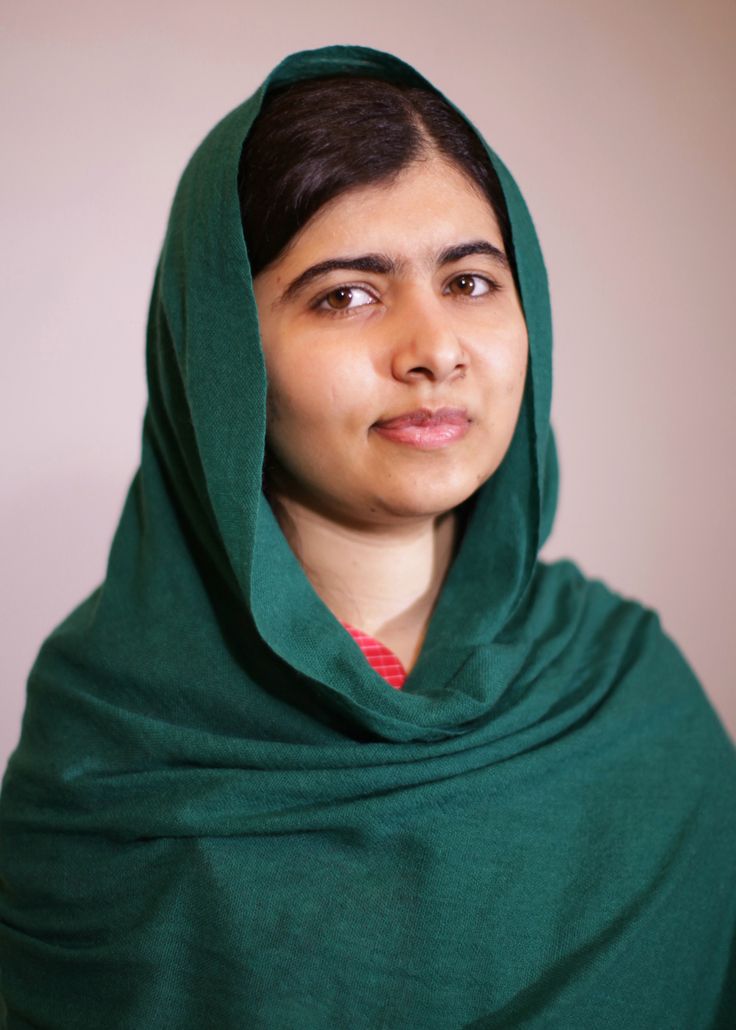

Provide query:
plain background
left=2, top=0, right=734, bottom=772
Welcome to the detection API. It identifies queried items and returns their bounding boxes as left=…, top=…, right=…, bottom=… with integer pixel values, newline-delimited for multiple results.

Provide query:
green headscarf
left=2, top=45, right=734, bottom=1028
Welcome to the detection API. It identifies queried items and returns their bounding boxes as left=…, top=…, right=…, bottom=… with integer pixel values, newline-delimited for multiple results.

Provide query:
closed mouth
left=373, top=407, right=470, bottom=429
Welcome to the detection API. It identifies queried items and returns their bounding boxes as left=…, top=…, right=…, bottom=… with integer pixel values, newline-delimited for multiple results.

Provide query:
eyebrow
left=276, top=239, right=510, bottom=305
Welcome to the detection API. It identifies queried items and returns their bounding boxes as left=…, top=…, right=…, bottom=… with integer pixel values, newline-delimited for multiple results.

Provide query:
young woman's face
left=253, top=155, right=529, bottom=529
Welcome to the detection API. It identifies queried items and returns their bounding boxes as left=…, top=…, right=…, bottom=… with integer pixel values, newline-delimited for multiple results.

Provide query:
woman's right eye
left=314, top=285, right=376, bottom=314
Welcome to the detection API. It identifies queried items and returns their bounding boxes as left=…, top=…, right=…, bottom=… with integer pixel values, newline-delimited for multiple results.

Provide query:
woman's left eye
left=446, top=274, right=498, bottom=297
left=314, top=285, right=376, bottom=313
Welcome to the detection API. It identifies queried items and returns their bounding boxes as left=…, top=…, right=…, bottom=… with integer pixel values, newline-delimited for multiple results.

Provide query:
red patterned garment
left=341, top=622, right=407, bottom=689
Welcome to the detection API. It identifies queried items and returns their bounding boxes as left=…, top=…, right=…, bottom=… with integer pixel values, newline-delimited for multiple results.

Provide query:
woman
left=244, top=72, right=529, bottom=683
left=0, top=44, right=734, bottom=1028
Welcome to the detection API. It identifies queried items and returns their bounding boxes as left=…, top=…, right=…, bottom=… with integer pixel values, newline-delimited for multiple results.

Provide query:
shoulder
left=529, top=557, right=736, bottom=778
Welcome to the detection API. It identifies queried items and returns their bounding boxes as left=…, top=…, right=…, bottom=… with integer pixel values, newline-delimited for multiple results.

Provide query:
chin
left=370, top=475, right=487, bottom=521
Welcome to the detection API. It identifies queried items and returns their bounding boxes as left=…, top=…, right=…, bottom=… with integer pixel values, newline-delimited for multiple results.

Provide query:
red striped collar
left=341, top=622, right=407, bottom=689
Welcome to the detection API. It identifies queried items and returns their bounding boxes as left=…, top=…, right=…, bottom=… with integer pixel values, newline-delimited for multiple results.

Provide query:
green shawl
left=2, top=45, right=734, bottom=1029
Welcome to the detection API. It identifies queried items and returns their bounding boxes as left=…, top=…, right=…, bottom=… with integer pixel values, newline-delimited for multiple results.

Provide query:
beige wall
left=2, top=0, right=734, bottom=770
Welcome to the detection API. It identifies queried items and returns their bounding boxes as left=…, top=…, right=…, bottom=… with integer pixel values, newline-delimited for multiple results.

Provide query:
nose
left=390, top=293, right=468, bottom=385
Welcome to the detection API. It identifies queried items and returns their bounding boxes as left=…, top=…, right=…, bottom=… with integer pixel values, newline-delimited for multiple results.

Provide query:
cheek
left=508, top=334, right=529, bottom=397
left=265, top=347, right=370, bottom=441
left=264, top=352, right=324, bottom=426
left=481, top=324, right=529, bottom=399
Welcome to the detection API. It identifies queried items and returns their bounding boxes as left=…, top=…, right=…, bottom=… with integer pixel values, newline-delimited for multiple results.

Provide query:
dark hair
left=237, top=75, right=515, bottom=278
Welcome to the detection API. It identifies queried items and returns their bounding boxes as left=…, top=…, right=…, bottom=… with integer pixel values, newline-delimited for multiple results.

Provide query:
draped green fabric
left=2, top=44, right=735, bottom=1029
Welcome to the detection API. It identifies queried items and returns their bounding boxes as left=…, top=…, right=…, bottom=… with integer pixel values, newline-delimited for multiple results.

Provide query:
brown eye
left=326, top=287, right=353, bottom=309
left=315, top=285, right=376, bottom=313
left=449, top=274, right=491, bottom=297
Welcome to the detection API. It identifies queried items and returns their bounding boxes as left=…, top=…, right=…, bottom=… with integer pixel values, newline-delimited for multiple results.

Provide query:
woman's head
left=238, top=75, right=528, bottom=532
left=238, top=75, right=516, bottom=279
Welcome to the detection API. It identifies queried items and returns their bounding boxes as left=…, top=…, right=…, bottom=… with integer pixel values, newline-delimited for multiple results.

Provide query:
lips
left=372, top=407, right=471, bottom=450
left=374, top=407, right=469, bottom=429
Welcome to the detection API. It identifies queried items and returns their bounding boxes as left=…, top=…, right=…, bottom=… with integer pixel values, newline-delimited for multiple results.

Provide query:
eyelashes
left=311, top=273, right=503, bottom=318
left=314, top=284, right=376, bottom=314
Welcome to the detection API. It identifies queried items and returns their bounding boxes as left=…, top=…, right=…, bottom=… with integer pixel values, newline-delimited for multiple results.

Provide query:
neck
left=268, top=493, right=458, bottom=671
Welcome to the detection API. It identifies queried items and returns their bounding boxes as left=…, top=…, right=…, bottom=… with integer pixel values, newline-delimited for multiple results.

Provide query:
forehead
left=278, top=157, right=503, bottom=265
